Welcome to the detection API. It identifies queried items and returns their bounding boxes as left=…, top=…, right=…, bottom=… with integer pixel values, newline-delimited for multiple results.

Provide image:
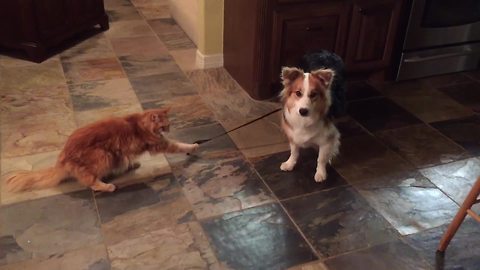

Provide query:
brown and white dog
left=279, top=66, right=341, bottom=182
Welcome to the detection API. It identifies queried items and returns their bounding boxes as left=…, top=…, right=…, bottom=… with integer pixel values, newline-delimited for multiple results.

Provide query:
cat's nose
left=299, top=108, right=309, bottom=117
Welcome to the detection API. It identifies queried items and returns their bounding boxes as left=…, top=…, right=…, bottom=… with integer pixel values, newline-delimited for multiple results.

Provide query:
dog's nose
left=299, top=108, right=309, bottom=116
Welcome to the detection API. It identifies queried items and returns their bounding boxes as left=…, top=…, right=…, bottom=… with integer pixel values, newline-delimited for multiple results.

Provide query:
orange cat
left=6, top=108, right=198, bottom=192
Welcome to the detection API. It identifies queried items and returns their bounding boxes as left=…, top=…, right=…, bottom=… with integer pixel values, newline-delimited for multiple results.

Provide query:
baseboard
left=195, top=50, right=223, bottom=69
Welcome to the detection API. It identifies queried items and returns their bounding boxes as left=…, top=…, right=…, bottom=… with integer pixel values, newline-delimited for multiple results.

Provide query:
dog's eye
left=295, top=90, right=302, bottom=97
left=309, top=92, right=317, bottom=99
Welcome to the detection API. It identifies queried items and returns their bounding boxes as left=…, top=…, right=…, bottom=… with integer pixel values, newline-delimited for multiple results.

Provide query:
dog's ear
left=311, top=69, right=335, bottom=87
left=281, top=67, right=303, bottom=86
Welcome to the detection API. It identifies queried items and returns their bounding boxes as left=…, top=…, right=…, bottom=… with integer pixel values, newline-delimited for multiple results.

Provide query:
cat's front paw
left=187, top=143, right=199, bottom=154
left=314, top=168, right=327, bottom=182
left=105, top=183, right=117, bottom=192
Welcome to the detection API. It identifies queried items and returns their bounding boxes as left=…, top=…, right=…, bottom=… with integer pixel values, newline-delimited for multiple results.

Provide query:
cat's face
left=142, top=108, right=170, bottom=135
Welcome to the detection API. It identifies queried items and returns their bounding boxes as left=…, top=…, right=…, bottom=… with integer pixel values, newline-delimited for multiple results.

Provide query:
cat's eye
left=295, top=90, right=302, bottom=97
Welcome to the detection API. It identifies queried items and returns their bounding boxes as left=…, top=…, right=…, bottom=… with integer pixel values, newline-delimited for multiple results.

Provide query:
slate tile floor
left=1, top=1, right=480, bottom=269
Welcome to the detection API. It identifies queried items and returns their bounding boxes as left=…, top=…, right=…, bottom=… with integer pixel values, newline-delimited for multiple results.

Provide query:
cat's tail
left=5, top=166, right=69, bottom=192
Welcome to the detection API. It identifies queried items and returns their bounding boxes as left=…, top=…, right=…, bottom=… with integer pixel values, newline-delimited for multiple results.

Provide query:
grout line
left=278, top=183, right=352, bottom=204
left=374, top=82, right=476, bottom=154
left=236, top=141, right=289, bottom=152
left=396, top=232, right=442, bottom=268
left=363, top=95, right=478, bottom=207
left=245, top=157, right=323, bottom=260
left=373, top=123, right=471, bottom=168
left=423, top=120, right=475, bottom=157
left=103, top=18, right=152, bottom=112
left=167, top=149, right=268, bottom=224
left=341, top=99, right=466, bottom=234
left=320, top=241, right=387, bottom=262
left=90, top=190, right=114, bottom=264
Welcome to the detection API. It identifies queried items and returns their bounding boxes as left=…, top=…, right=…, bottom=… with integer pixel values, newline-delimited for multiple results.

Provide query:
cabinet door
left=345, top=0, right=404, bottom=71
left=270, top=1, right=350, bottom=82
left=34, top=0, right=70, bottom=39
left=68, top=0, right=103, bottom=26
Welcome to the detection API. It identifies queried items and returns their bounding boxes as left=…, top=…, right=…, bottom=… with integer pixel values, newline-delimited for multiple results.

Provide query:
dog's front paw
left=280, top=161, right=295, bottom=171
left=314, top=168, right=327, bottom=182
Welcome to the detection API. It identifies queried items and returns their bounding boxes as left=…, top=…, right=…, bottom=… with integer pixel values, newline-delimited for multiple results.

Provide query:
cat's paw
left=314, top=168, right=327, bottom=182
left=106, top=184, right=116, bottom=192
left=280, top=161, right=295, bottom=171
left=187, top=143, right=199, bottom=154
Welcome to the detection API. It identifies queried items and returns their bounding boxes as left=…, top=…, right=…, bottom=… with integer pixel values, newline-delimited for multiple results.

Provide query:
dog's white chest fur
left=284, top=110, right=329, bottom=147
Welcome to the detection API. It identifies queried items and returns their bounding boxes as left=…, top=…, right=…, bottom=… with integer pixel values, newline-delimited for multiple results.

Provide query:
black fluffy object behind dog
left=299, top=50, right=346, bottom=118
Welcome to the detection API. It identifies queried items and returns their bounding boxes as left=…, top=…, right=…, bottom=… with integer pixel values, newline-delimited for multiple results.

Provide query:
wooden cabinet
left=35, top=0, right=71, bottom=39
left=0, top=0, right=108, bottom=63
left=270, top=1, right=350, bottom=89
left=224, top=0, right=408, bottom=100
left=69, top=0, right=105, bottom=26
left=345, top=0, right=404, bottom=71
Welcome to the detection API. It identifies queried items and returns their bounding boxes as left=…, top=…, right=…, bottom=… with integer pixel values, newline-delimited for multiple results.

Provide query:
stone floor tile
left=405, top=218, right=480, bottom=270
left=172, top=152, right=274, bottom=219
left=141, top=95, right=217, bottom=130
left=324, top=240, right=431, bottom=270
left=201, top=203, right=317, bottom=269
left=375, top=124, right=469, bottom=168
left=347, top=97, right=422, bottom=132
left=62, top=58, right=126, bottom=84
left=68, top=78, right=139, bottom=111
left=253, top=149, right=348, bottom=200
left=0, top=191, right=102, bottom=266
left=282, top=187, right=399, bottom=257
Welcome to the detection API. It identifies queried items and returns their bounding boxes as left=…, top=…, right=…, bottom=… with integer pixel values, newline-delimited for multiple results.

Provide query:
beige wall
left=198, top=0, right=223, bottom=55
left=168, top=0, right=199, bottom=46
left=168, top=0, right=224, bottom=55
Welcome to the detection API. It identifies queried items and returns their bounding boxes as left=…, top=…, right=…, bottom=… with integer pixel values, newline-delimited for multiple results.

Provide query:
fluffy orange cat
left=6, top=108, right=198, bottom=192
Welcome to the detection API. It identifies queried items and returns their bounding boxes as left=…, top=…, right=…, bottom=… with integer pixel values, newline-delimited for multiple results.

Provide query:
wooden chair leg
left=437, top=177, right=480, bottom=252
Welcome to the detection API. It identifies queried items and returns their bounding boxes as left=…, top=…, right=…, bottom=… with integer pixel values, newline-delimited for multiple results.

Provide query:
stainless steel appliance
left=397, top=0, right=480, bottom=80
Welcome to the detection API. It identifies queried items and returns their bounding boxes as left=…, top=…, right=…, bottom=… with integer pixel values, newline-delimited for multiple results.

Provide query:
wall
left=168, top=0, right=224, bottom=67
left=168, top=0, right=199, bottom=46
left=198, top=0, right=223, bottom=55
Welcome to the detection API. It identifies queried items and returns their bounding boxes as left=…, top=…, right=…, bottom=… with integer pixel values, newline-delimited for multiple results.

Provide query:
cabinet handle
left=305, top=26, right=323, bottom=31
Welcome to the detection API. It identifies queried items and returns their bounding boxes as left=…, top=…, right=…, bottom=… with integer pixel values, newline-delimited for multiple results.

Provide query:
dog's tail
left=5, top=166, right=69, bottom=192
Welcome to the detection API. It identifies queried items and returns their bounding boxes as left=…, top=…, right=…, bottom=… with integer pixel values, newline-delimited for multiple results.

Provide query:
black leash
left=193, top=108, right=282, bottom=145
